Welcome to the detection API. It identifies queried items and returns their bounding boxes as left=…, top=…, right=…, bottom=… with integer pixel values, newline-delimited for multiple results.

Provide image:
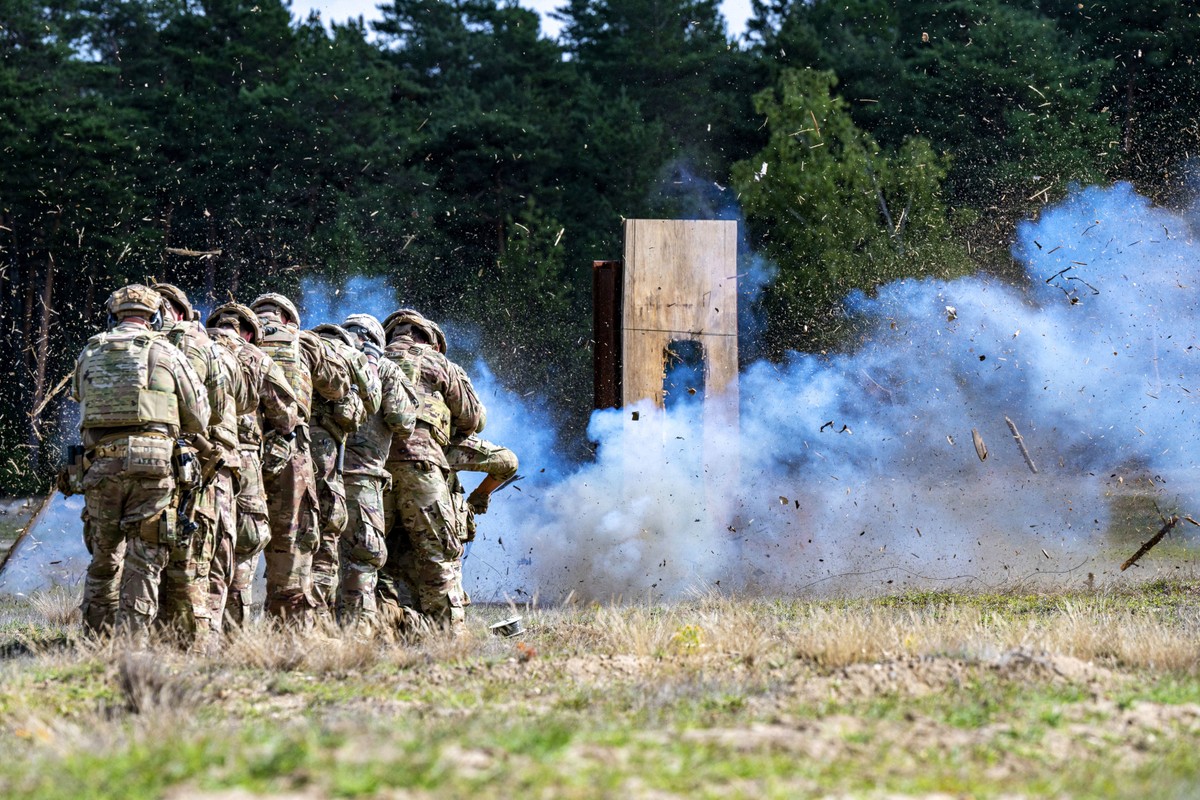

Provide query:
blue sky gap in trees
left=302, top=0, right=755, bottom=37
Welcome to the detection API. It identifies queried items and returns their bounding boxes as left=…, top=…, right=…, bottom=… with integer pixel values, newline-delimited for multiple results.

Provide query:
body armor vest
left=259, top=324, right=312, bottom=419
left=78, top=330, right=180, bottom=429
left=393, top=343, right=452, bottom=446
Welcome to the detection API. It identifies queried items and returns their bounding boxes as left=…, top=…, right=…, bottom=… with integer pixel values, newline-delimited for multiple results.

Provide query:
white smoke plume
left=469, top=183, right=1200, bottom=601
left=5, top=183, right=1198, bottom=599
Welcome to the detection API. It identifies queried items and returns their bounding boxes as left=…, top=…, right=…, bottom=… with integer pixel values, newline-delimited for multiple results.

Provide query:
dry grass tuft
left=28, top=585, right=82, bottom=628
left=116, top=650, right=202, bottom=715
left=590, top=603, right=676, bottom=657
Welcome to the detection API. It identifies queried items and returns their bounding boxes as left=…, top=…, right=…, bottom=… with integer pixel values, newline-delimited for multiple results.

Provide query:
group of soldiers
left=64, top=283, right=517, bottom=649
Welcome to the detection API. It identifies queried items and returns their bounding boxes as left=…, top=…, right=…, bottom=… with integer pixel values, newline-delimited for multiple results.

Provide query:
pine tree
left=731, top=68, right=967, bottom=354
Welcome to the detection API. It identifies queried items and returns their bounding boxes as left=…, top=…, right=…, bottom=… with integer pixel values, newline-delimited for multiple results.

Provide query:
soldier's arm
left=71, top=349, right=87, bottom=402
left=222, top=346, right=253, bottom=416
left=451, top=363, right=487, bottom=434
left=164, top=345, right=210, bottom=435
left=180, top=335, right=211, bottom=392
left=355, top=350, right=382, bottom=417
left=300, top=330, right=350, bottom=402
left=381, top=360, right=417, bottom=438
left=259, top=358, right=299, bottom=436
left=185, top=338, right=221, bottom=432
left=442, top=356, right=483, bottom=438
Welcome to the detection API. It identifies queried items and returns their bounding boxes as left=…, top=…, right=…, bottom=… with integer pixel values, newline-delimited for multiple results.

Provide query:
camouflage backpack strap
left=394, top=342, right=423, bottom=385
left=406, top=345, right=452, bottom=446
left=260, top=324, right=312, bottom=418
left=145, top=332, right=164, bottom=382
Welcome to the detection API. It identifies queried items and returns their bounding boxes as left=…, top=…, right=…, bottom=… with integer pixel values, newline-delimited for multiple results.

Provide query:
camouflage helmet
left=251, top=292, right=301, bottom=327
left=383, top=308, right=437, bottom=345
left=428, top=319, right=448, bottom=355
left=152, top=282, right=198, bottom=321
left=107, top=284, right=163, bottom=319
left=342, top=313, right=385, bottom=349
left=206, top=301, right=263, bottom=344
left=311, top=323, right=356, bottom=349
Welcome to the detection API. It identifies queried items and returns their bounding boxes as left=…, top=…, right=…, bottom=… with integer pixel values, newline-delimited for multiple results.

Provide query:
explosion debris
left=1004, top=416, right=1038, bottom=475
left=972, top=429, right=988, bottom=462
left=1120, top=516, right=1180, bottom=571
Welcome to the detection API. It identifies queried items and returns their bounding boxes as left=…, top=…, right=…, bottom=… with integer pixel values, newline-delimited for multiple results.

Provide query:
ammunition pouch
left=261, top=429, right=296, bottom=477
left=57, top=445, right=88, bottom=497
left=126, top=435, right=174, bottom=477
left=330, top=391, right=365, bottom=434
left=136, top=506, right=179, bottom=548
left=464, top=506, right=476, bottom=543
left=415, top=391, right=451, bottom=447
left=316, top=414, right=348, bottom=445
left=174, top=442, right=200, bottom=492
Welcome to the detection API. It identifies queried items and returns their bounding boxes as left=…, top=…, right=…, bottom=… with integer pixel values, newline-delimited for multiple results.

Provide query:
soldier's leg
left=393, top=461, right=465, bottom=632
left=204, top=468, right=237, bottom=636
left=226, top=450, right=270, bottom=629
left=80, top=458, right=126, bottom=635
left=447, top=472, right=473, bottom=608
left=339, top=474, right=387, bottom=628
left=309, top=427, right=346, bottom=616
left=115, top=476, right=177, bottom=638
left=227, top=516, right=268, bottom=629
left=156, top=501, right=215, bottom=647
left=378, top=463, right=419, bottom=615
left=264, top=449, right=319, bottom=626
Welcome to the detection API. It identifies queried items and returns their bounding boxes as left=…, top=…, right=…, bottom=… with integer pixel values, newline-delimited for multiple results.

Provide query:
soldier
left=73, top=285, right=209, bottom=637
left=206, top=302, right=300, bottom=629
left=309, top=323, right=379, bottom=619
left=338, top=313, right=417, bottom=629
left=153, top=282, right=243, bottom=648
left=250, top=293, right=350, bottom=625
left=426, top=320, right=518, bottom=608
left=426, top=320, right=519, bottom=516
left=378, top=309, right=482, bottom=633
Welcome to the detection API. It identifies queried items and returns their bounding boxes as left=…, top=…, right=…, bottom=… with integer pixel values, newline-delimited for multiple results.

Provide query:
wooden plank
left=621, top=220, right=738, bottom=408
left=0, top=493, right=55, bottom=578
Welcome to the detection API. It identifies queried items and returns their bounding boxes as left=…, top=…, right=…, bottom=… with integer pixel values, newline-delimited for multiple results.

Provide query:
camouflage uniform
left=309, top=325, right=379, bottom=617
left=444, top=430, right=519, bottom=605
left=251, top=293, right=350, bottom=625
left=153, top=283, right=242, bottom=648
left=378, top=310, right=482, bottom=633
left=73, top=286, right=209, bottom=637
left=338, top=314, right=417, bottom=629
left=439, top=351, right=518, bottom=608
left=206, top=303, right=300, bottom=630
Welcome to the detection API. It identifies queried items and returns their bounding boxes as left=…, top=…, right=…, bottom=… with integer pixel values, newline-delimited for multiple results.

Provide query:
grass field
left=1, top=580, right=1199, bottom=799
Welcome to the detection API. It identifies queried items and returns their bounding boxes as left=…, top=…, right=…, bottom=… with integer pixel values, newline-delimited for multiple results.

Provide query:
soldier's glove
left=362, top=340, right=383, bottom=360
left=467, top=488, right=490, bottom=516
